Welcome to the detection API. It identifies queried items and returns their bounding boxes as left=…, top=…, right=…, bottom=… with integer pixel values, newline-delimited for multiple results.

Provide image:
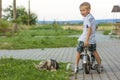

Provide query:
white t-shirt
left=78, top=13, right=96, bottom=44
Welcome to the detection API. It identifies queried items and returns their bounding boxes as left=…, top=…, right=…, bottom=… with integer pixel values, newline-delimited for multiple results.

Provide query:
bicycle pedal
left=91, top=67, right=96, bottom=70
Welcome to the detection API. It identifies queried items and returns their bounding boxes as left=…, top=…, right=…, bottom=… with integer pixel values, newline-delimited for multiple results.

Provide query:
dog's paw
left=51, top=69, right=57, bottom=72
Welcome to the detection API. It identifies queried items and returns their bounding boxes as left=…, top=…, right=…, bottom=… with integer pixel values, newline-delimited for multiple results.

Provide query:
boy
left=74, top=2, right=103, bottom=73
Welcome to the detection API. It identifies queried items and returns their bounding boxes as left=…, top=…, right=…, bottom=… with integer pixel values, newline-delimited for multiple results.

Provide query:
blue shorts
left=76, top=41, right=96, bottom=53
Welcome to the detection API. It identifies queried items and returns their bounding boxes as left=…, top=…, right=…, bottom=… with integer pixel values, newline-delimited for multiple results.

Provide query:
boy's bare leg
left=75, top=51, right=81, bottom=66
left=93, top=50, right=103, bottom=73
left=93, top=50, right=101, bottom=65
left=74, top=51, right=81, bottom=73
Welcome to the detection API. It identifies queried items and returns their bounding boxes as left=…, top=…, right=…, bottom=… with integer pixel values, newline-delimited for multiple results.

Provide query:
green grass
left=0, top=23, right=113, bottom=49
left=0, top=58, right=71, bottom=80
left=29, top=24, right=81, bottom=36
left=0, top=24, right=81, bottom=49
left=103, top=30, right=111, bottom=35
left=97, top=23, right=113, bottom=26
left=0, top=36, right=77, bottom=49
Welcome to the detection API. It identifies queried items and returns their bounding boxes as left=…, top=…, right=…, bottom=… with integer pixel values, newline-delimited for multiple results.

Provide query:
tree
left=3, top=5, right=37, bottom=25
left=12, top=0, right=17, bottom=34
left=0, top=0, right=2, bottom=18
left=3, top=5, right=13, bottom=21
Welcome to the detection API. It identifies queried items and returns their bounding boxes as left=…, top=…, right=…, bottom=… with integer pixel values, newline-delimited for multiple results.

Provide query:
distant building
left=111, top=5, right=120, bottom=36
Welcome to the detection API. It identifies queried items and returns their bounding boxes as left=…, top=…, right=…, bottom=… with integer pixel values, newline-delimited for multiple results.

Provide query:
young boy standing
left=75, top=2, right=103, bottom=73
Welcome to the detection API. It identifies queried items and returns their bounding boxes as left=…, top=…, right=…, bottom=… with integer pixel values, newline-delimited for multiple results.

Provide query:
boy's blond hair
left=79, top=2, right=91, bottom=10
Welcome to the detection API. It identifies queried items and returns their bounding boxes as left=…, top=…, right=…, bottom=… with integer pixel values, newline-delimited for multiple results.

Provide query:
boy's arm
left=84, top=27, right=91, bottom=47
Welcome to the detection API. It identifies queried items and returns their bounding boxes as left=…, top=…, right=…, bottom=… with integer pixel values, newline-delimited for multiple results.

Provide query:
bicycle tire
left=83, top=55, right=90, bottom=74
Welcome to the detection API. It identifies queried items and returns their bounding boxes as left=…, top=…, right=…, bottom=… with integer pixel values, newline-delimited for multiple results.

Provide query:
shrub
left=0, top=19, right=11, bottom=28
left=0, top=19, right=12, bottom=36
left=103, top=30, right=111, bottom=35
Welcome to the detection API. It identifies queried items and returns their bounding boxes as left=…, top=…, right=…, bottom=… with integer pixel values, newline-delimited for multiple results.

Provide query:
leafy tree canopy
left=3, top=5, right=38, bottom=25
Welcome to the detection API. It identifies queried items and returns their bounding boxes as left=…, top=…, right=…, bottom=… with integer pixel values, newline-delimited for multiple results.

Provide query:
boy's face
left=80, top=6, right=90, bottom=17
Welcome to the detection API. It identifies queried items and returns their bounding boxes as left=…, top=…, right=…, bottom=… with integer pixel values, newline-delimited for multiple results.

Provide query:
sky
left=2, top=0, right=120, bottom=21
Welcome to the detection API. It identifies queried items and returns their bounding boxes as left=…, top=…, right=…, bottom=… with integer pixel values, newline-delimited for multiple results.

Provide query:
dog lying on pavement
left=34, top=59, right=59, bottom=71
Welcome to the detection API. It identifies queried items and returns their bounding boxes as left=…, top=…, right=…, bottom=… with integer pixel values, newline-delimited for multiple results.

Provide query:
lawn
left=0, top=23, right=114, bottom=49
left=0, top=58, right=71, bottom=80
left=0, top=25, right=75, bottom=80
left=0, top=24, right=82, bottom=49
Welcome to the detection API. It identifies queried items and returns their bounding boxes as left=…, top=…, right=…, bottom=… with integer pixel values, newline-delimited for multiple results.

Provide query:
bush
left=0, top=19, right=11, bottom=28
left=0, top=19, right=12, bottom=36
left=103, top=30, right=111, bottom=35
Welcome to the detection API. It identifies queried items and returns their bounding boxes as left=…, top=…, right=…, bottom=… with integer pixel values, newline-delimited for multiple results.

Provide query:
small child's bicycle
left=80, top=47, right=102, bottom=74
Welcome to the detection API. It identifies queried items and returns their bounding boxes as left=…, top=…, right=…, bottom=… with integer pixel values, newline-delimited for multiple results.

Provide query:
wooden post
left=28, top=0, right=30, bottom=26
left=0, top=0, right=2, bottom=19
left=12, top=0, right=17, bottom=35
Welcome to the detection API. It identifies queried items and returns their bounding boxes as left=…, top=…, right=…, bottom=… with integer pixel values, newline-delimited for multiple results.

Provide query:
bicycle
left=80, top=47, right=102, bottom=74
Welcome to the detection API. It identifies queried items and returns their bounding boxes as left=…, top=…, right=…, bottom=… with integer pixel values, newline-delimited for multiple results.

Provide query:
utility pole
left=12, top=0, right=17, bottom=35
left=0, top=0, right=2, bottom=19
left=28, top=0, right=30, bottom=25
left=13, top=0, right=16, bottom=20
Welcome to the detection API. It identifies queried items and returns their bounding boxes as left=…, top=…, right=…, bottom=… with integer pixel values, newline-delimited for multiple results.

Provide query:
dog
left=34, top=59, right=59, bottom=71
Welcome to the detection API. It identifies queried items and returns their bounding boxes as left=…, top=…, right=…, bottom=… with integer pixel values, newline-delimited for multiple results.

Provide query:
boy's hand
left=84, top=40, right=88, bottom=47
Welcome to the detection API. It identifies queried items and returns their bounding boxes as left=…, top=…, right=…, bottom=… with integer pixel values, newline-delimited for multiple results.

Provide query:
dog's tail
left=66, top=63, right=71, bottom=71
left=33, top=63, right=38, bottom=69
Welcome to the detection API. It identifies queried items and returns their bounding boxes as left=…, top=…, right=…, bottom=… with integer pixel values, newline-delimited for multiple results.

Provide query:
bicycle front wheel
left=83, top=54, right=90, bottom=74
left=83, top=62, right=90, bottom=74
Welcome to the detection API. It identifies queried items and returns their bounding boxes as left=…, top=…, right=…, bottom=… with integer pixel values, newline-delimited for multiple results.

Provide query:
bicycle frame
left=81, top=47, right=95, bottom=74
left=82, top=48, right=92, bottom=64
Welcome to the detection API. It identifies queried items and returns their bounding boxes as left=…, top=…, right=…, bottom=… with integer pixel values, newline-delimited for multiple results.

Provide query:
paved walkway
left=0, top=31, right=120, bottom=80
